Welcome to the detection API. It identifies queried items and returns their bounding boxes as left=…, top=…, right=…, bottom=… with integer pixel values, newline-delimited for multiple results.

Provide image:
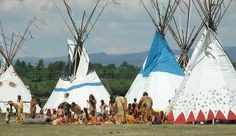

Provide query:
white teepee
left=126, top=0, right=184, bottom=111
left=0, top=65, right=34, bottom=113
left=168, top=28, right=236, bottom=123
left=44, top=0, right=110, bottom=110
left=0, top=19, right=40, bottom=113
left=167, top=0, right=236, bottom=124
left=44, top=40, right=110, bottom=110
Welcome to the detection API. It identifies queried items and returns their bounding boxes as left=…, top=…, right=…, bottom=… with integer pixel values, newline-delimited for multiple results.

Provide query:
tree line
left=13, top=59, right=236, bottom=98
left=13, top=59, right=140, bottom=98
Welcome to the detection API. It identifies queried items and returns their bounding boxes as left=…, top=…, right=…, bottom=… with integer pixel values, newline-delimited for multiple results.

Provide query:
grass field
left=1, top=114, right=236, bottom=136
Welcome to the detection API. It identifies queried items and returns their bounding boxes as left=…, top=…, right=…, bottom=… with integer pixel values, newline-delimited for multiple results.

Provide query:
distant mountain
left=15, top=47, right=236, bottom=67
left=14, top=56, right=67, bottom=66
left=90, top=52, right=148, bottom=66
left=15, top=52, right=149, bottom=67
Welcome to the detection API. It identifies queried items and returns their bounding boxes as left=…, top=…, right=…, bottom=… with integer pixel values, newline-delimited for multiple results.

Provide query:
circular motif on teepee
left=9, top=82, right=17, bottom=88
left=64, top=93, right=70, bottom=98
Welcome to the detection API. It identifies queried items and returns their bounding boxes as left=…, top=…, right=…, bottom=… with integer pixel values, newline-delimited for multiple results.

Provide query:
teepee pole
left=168, top=0, right=204, bottom=69
left=52, top=0, right=76, bottom=41
left=63, top=0, right=80, bottom=42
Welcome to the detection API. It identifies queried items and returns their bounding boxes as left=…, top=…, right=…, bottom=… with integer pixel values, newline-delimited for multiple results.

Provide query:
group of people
left=4, top=92, right=167, bottom=125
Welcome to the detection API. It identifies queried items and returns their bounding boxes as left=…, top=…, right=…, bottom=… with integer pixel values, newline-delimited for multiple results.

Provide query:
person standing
left=109, top=99, right=116, bottom=116
left=5, top=107, right=11, bottom=124
left=16, top=95, right=24, bottom=122
left=115, top=96, right=127, bottom=124
left=88, top=94, right=97, bottom=114
left=71, top=102, right=81, bottom=121
left=100, top=99, right=108, bottom=120
left=138, top=92, right=153, bottom=123
left=30, top=96, right=37, bottom=119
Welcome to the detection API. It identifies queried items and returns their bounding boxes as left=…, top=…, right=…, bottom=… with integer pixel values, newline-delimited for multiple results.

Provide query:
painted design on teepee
left=12, top=70, right=18, bottom=76
left=54, top=82, right=103, bottom=92
left=9, top=82, right=17, bottom=88
left=141, top=32, right=184, bottom=77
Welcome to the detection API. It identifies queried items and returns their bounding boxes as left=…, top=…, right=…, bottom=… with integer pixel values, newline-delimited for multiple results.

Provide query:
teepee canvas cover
left=0, top=65, right=33, bottom=113
left=44, top=40, right=110, bottom=110
left=168, top=29, right=236, bottom=124
left=126, top=31, right=184, bottom=110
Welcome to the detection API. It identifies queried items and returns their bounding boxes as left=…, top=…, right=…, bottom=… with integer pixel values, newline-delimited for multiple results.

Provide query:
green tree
left=36, top=59, right=44, bottom=70
left=14, top=59, right=28, bottom=76
left=48, top=61, right=66, bottom=79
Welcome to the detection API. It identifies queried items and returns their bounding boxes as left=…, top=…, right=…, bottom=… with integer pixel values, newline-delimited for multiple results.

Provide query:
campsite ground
left=0, top=114, right=236, bottom=136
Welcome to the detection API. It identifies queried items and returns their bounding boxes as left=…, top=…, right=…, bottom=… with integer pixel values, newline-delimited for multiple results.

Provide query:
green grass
left=1, top=114, right=236, bottom=136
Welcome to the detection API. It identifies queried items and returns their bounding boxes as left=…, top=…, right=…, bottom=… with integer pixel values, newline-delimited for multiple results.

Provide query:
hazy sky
left=0, top=0, right=235, bottom=58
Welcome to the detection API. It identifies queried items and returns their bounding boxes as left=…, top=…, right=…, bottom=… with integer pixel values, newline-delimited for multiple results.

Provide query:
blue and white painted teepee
left=126, top=0, right=184, bottom=111
left=126, top=31, right=184, bottom=110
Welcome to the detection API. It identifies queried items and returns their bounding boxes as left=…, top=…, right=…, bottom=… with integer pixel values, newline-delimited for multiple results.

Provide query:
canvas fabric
left=126, top=31, right=184, bottom=111
left=168, top=29, right=236, bottom=124
left=0, top=66, right=40, bottom=113
left=44, top=39, right=110, bottom=111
